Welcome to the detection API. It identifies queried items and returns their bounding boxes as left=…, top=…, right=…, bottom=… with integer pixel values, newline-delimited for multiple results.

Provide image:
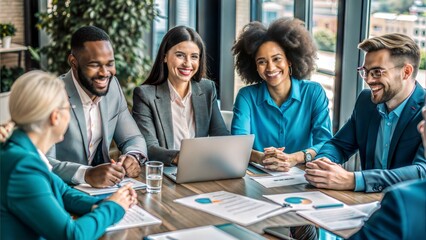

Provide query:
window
left=234, top=0, right=251, bottom=98
left=312, top=0, right=339, bottom=122
left=369, top=0, right=426, bottom=87
left=233, top=0, right=294, bottom=100
left=261, top=0, right=294, bottom=25
left=152, top=0, right=168, bottom=59
left=176, top=0, right=197, bottom=28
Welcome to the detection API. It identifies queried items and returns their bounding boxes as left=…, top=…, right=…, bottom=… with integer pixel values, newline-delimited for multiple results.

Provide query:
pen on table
left=110, top=159, right=124, bottom=187
left=257, top=203, right=292, bottom=218
left=313, top=203, right=344, bottom=209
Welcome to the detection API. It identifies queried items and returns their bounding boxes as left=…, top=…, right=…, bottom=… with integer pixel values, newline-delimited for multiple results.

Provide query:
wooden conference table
left=101, top=169, right=382, bottom=240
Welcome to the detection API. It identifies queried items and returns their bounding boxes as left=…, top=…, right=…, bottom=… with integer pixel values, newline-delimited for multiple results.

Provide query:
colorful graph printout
left=284, top=197, right=313, bottom=204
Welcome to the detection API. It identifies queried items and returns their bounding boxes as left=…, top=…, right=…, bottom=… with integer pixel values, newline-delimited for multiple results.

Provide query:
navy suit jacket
left=317, top=83, right=426, bottom=192
left=350, top=179, right=426, bottom=239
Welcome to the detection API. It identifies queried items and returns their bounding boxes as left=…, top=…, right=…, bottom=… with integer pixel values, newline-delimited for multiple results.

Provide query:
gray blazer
left=47, top=71, right=147, bottom=183
left=132, top=79, right=229, bottom=165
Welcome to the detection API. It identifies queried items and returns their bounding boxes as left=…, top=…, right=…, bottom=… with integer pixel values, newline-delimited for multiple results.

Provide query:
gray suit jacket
left=132, top=79, right=229, bottom=165
left=47, top=71, right=147, bottom=183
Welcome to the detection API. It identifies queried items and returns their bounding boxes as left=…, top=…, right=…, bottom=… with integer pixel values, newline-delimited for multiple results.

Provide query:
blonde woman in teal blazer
left=0, top=71, right=137, bottom=240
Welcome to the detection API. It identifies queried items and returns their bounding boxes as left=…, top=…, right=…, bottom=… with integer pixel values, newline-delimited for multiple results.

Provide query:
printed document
left=251, top=174, right=308, bottom=188
left=263, top=191, right=343, bottom=211
left=297, top=201, right=380, bottom=231
left=146, top=225, right=238, bottom=240
left=174, top=191, right=290, bottom=226
left=107, top=205, right=161, bottom=231
left=250, top=162, right=306, bottom=176
left=74, top=178, right=146, bottom=195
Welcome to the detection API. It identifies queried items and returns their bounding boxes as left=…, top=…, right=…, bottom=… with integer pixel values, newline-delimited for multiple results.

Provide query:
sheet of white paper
left=174, top=191, right=290, bottom=226
left=352, top=201, right=381, bottom=217
left=74, top=178, right=146, bottom=195
left=106, top=205, right=161, bottom=232
left=146, top=225, right=239, bottom=240
left=263, top=191, right=343, bottom=211
left=297, top=206, right=368, bottom=231
left=250, top=162, right=306, bottom=176
left=251, top=174, right=308, bottom=188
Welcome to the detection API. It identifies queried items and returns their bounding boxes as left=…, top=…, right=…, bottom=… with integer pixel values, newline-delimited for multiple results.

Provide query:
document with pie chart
left=174, top=191, right=291, bottom=225
left=263, top=191, right=344, bottom=211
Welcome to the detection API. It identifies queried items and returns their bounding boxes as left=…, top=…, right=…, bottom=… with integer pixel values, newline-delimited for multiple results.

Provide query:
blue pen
left=313, top=203, right=344, bottom=209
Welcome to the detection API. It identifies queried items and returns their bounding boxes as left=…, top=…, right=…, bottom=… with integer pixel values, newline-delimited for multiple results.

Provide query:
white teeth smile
left=266, top=72, right=280, bottom=77
left=370, top=86, right=382, bottom=91
left=179, top=69, right=192, bottom=75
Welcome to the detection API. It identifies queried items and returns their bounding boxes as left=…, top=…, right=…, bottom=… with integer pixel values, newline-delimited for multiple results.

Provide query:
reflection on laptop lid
left=163, top=135, right=254, bottom=184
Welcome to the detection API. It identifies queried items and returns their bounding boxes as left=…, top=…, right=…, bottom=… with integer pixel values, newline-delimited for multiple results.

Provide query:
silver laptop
left=163, top=135, right=254, bottom=183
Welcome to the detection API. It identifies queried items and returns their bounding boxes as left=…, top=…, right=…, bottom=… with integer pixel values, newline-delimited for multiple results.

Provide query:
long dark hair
left=144, top=26, right=207, bottom=85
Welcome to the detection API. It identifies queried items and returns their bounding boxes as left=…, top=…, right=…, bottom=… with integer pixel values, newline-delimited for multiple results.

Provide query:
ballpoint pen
left=313, top=203, right=344, bottom=209
left=257, top=203, right=292, bottom=218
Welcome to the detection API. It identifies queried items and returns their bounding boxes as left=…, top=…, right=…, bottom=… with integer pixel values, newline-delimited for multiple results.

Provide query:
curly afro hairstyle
left=232, top=18, right=317, bottom=84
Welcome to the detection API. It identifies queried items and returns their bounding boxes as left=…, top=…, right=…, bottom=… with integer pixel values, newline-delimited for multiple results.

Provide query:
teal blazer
left=350, top=179, right=426, bottom=239
left=0, top=130, right=125, bottom=240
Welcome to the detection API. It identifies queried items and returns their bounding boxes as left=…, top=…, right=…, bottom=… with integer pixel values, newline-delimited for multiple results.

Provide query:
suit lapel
left=387, top=83, right=424, bottom=168
left=192, top=81, right=206, bottom=137
left=155, top=82, right=174, bottom=148
left=366, top=110, right=381, bottom=169
left=99, top=98, right=110, bottom=160
left=63, top=71, right=89, bottom=158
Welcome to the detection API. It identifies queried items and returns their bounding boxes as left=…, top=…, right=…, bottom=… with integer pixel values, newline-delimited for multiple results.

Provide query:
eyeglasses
left=357, top=64, right=405, bottom=79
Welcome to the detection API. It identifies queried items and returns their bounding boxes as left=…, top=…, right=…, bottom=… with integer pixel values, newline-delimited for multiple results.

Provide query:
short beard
left=77, top=66, right=112, bottom=97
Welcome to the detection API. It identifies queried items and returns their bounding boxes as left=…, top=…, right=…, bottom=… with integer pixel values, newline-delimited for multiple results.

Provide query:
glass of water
left=145, top=161, right=163, bottom=193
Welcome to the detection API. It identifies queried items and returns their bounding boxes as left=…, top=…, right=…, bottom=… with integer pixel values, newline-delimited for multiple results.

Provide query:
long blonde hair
left=9, top=70, right=67, bottom=133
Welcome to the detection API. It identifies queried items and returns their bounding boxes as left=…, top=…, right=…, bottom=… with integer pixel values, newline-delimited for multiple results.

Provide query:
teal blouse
left=0, top=129, right=125, bottom=240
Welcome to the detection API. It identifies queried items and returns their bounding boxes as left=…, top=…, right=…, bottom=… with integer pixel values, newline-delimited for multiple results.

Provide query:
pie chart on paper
left=284, top=197, right=313, bottom=204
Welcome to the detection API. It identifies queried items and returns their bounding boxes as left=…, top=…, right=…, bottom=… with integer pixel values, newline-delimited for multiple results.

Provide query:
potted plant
left=0, top=66, right=24, bottom=123
left=0, top=23, right=17, bottom=48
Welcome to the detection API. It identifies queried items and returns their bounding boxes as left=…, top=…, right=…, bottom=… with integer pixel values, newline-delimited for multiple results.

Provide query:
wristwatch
left=302, top=150, right=312, bottom=163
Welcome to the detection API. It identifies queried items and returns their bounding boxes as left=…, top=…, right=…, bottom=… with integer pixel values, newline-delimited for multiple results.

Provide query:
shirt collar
left=256, top=77, right=301, bottom=105
left=377, top=93, right=411, bottom=119
left=71, top=71, right=102, bottom=105
left=37, top=149, right=52, bottom=171
left=168, top=80, right=192, bottom=103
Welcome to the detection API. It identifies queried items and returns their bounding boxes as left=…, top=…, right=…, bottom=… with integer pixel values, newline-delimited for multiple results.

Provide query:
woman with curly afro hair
left=231, top=17, right=332, bottom=172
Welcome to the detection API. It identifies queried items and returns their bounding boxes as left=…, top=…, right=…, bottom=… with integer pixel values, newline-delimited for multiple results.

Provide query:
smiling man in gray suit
left=47, top=26, right=147, bottom=188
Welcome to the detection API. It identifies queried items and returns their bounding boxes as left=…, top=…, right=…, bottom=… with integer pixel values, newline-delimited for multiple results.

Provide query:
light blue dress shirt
left=354, top=97, right=409, bottom=191
left=231, top=78, right=332, bottom=154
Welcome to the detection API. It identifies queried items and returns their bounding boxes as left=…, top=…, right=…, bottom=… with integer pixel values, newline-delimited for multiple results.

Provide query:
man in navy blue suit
left=305, top=33, right=426, bottom=192
left=349, top=107, right=426, bottom=239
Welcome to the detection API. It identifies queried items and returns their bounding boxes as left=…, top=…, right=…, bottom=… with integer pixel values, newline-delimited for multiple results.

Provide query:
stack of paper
left=250, top=164, right=308, bottom=188
left=263, top=191, right=343, bottom=211
left=297, top=201, right=380, bottom=231
left=107, top=205, right=161, bottom=231
left=74, top=178, right=146, bottom=196
left=174, top=191, right=291, bottom=226
left=145, top=223, right=266, bottom=240
left=250, top=162, right=305, bottom=176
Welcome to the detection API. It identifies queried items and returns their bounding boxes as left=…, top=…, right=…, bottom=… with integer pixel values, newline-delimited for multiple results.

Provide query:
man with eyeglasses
left=305, top=33, right=426, bottom=192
